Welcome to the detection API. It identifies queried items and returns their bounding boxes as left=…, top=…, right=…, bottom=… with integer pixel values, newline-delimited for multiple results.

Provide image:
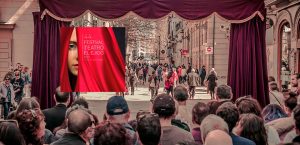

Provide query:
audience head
left=67, top=109, right=93, bottom=139
left=293, top=105, right=300, bottom=134
left=269, top=81, right=279, bottom=91
left=16, top=97, right=40, bottom=115
left=137, top=113, right=161, bottom=145
left=106, top=96, right=130, bottom=123
left=3, top=73, right=11, bottom=83
left=291, top=73, right=300, bottom=87
left=175, top=141, right=198, bottom=145
left=54, top=86, right=70, bottom=104
left=262, top=104, right=287, bottom=123
left=174, top=85, right=189, bottom=103
left=200, top=114, right=229, bottom=142
left=72, top=97, right=89, bottom=109
left=128, top=120, right=137, bottom=131
left=7, top=110, right=16, bottom=119
left=234, top=113, right=267, bottom=145
left=204, top=130, right=233, bottom=145
left=216, top=102, right=239, bottom=132
left=0, top=121, right=26, bottom=145
left=285, top=92, right=298, bottom=115
left=152, top=94, right=176, bottom=119
left=215, top=85, right=232, bottom=100
left=16, top=109, right=45, bottom=145
left=94, top=122, right=131, bottom=145
left=206, top=100, right=221, bottom=114
left=192, top=102, right=209, bottom=125
left=268, top=76, right=276, bottom=82
left=235, top=97, right=262, bottom=117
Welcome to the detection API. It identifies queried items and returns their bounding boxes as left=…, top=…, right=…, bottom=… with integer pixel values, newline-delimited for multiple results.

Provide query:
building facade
left=265, top=0, right=300, bottom=89
left=168, top=16, right=230, bottom=84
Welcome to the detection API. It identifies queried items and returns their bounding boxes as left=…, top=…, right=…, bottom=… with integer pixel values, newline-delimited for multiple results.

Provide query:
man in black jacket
left=43, top=86, right=70, bottom=132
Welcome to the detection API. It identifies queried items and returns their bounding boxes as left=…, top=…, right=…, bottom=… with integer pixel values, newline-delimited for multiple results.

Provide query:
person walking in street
left=187, top=69, right=199, bottom=99
left=11, top=70, right=24, bottom=104
left=181, top=65, right=187, bottom=84
left=129, top=69, right=138, bottom=95
left=148, top=71, right=159, bottom=101
left=165, top=72, right=174, bottom=97
left=206, top=70, right=218, bottom=99
left=199, top=65, right=206, bottom=86
left=0, top=74, right=15, bottom=119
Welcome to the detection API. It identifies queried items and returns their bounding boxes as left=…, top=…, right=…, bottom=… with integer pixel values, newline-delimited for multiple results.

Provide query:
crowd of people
left=0, top=63, right=32, bottom=119
left=0, top=61, right=299, bottom=145
left=126, top=62, right=218, bottom=100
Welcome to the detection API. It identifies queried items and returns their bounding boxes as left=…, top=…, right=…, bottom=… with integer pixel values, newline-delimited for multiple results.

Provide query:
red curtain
left=39, top=0, right=265, bottom=21
left=32, top=12, right=69, bottom=109
left=228, top=15, right=269, bottom=107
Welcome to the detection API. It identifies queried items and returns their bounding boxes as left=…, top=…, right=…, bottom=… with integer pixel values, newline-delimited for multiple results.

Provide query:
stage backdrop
left=60, top=27, right=125, bottom=92
left=33, top=0, right=269, bottom=109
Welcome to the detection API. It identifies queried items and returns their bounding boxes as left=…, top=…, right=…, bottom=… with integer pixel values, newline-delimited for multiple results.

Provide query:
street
left=83, top=85, right=212, bottom=121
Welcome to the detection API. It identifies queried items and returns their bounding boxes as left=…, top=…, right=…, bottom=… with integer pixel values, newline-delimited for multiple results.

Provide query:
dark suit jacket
left=42, top=104, right=67, bottom=132
left=50, top=133, right=86, bottom=145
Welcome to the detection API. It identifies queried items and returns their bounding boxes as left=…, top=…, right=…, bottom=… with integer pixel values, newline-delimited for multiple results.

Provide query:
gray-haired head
left=204, top=130, right=232, bottom=145
left=200, top=114, right=229, bottom=142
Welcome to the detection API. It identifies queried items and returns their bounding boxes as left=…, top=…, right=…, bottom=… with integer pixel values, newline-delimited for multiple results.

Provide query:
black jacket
left=50, top=133, right=86, bottom=145
left=42, top=104, right=67, bottom=132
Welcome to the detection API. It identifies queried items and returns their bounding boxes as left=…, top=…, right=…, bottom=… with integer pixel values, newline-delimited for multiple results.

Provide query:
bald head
left=204, top=130, right=232, bottom=145
left=68, top=109, right=92, bottom=134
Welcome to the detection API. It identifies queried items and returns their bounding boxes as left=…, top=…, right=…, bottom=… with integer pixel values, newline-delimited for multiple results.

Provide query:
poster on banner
left=206, top=47, right=213, bottom=55
left=60, top=27, right=126, bottom=92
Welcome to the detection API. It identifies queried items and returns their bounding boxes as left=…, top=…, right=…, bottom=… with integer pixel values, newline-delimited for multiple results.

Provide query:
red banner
left=60, top=27, right=125, bottom=92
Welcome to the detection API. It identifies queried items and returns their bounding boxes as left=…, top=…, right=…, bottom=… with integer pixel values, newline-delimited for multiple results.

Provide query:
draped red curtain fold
left=32, top=12, right=69, bottom=109
left=39, top=0, right=265, bottom=22
left=228, top=16, right=269, bottom=107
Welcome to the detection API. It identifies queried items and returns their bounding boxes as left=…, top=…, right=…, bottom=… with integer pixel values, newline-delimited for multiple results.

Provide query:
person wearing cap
left=106, top=96, right=138, bottom=145
left=187, top=68, right=199, bottom=99
left=152, top=93, right=194, bottom=145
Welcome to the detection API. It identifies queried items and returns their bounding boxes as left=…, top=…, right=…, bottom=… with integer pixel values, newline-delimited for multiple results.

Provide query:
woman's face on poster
left=68, top=29, right=78, bottom=76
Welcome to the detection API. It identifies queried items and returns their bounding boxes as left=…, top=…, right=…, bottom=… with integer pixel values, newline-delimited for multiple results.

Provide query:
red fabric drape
left=228, top=16, right=269, bottom=107
left=60, top=27, right=125, bottom=92
left=32, top=12, right=69, bottom=109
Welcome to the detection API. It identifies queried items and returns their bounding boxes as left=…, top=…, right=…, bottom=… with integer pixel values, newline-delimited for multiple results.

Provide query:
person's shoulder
left=231, top=134, right=256, bottom=145
left=171, top=125, right=192, bottom=136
